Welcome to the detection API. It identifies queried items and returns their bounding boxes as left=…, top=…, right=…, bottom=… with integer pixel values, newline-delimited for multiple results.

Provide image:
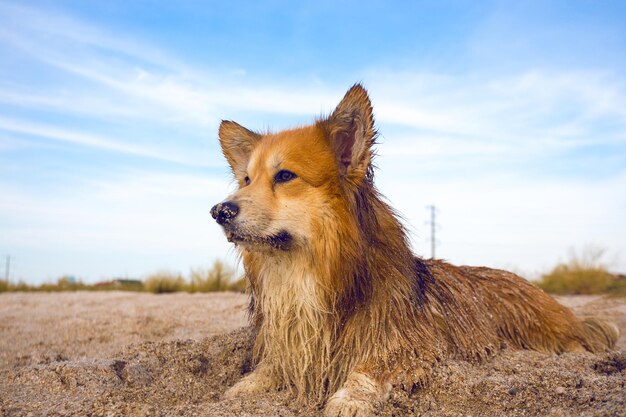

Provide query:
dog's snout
left=211, top=201, right=240, bottom=225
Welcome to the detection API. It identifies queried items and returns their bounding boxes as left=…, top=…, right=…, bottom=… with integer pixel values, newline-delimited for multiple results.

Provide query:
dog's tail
left=581, top=317, right=620, bottom=350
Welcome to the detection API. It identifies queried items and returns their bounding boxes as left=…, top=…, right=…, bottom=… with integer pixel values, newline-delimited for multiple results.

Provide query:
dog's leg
left=324, top=370, right=391, bottom=417
left=223, top=361, right=277, bottom=399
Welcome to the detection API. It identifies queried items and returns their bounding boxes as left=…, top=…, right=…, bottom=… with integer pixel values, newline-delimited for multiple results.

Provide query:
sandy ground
left=0, top=291, right=624, bottom=417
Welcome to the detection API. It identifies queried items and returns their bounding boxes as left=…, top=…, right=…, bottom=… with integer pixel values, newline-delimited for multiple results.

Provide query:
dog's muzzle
left=210, top=201, right=239, bottom=225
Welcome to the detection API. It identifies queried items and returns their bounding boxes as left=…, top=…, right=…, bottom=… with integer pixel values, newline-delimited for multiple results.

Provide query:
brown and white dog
left=211, top=84, right=618, bottom=416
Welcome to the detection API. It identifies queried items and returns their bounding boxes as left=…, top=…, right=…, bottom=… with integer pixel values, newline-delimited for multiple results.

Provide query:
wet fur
left=214, top=84, right=618, bottom=415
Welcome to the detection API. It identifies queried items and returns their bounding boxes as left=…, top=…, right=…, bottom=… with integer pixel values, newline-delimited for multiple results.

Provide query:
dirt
left=0, top=292, right=624, bottom=417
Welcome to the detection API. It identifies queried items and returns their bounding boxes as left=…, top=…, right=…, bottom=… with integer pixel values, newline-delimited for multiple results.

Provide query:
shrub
left=536, top=246, right=616, bottom=295
left=188, top=261, right=246, bottom=293
left=227, top=276, right=248, bottom=293
left=606, top=275, right=626, bottom=296
left=144, top=271, right=186, bottom=294
left=10, top=281, right=34, bottom=292
left=1, top=260, right=244, bottom=293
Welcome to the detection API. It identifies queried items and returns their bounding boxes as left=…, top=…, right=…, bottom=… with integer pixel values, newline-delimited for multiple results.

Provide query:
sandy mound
left=1, top=292, right=624, bottom=416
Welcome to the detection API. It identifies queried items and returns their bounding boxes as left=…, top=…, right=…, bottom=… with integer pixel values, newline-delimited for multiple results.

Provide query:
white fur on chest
left=257, top=257, right=326, bottom=316
left=253, top=256, right=332, bottom=394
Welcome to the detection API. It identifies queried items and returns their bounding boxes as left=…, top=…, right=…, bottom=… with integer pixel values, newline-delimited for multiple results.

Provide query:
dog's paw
left=324, top=371, right=390, bottom=417
left=222, top=368, right=275, bottom=400
left=324, top=389, right=373, bottom=417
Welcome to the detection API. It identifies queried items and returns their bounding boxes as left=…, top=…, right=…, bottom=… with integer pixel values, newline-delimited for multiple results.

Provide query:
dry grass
left=142, top=262, right=246, bottom=294
left=1, top=276, right=89, bottom=292
left=1, top=260, right=246, bottom=293
left=6, top=249, right=621, bottom=296
left=536, top=246, right=625, bottom=295
left=188, top=260, right=247, bottom=293
left=143, top=271, right=187, bottom=294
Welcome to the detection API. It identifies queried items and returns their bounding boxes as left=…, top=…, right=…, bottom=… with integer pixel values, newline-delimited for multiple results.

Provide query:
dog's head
left=211, top=84, right=377, bottom=253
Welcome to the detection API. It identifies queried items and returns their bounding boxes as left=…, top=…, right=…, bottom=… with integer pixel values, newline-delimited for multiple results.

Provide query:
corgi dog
left=211, top=84, right=618, bottom=416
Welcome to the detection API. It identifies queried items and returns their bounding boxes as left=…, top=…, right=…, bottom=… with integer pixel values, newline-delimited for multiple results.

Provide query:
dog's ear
left=325, top=83, right=376, bottom=180
left=218, top=120, right=261, bottom=176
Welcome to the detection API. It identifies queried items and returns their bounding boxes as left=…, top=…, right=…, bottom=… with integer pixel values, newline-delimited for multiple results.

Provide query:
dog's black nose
left=211, top=201, right=239, bottom=225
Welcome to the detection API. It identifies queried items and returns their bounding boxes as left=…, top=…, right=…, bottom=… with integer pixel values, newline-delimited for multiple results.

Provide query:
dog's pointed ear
left=325, top=84, right=376, bottom=180
left=218, top=120, right=261, bottom=176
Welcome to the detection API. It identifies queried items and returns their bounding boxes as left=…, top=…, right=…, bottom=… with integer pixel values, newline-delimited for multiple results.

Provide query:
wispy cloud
left=370, top=70, right=626, bottom=139
left=0, top=2, right=180, bottom=70
left=3, top=2, right=624, bottom=161
left=0, top=116, right=208, bottom=166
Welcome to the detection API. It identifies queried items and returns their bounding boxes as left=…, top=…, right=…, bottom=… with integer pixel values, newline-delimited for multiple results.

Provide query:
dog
left=210, top=84, right=618, bottom=416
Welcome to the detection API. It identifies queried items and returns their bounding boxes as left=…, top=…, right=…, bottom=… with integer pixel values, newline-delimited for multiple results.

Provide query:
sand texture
left=0, top=292, right=624, bottom=416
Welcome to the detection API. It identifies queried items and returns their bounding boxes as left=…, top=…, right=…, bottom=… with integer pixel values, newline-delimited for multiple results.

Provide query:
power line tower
left=4, top=255, right=10, bottom=283
left=426, top=205, right=438, bottom=259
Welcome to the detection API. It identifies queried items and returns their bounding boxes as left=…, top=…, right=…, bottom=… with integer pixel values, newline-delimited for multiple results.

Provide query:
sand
left=0, top=291, right=624, bottom=416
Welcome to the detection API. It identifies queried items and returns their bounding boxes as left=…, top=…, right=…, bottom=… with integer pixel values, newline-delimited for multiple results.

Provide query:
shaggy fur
left=211, top=84, right=618, bottom=416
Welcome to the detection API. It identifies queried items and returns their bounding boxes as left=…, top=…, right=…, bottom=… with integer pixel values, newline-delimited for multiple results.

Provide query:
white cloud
left=0, top=116, right=208, bottom=167
left=0, top=2, right=181, bottom=71
left=368, top=70, right=626, bottom=142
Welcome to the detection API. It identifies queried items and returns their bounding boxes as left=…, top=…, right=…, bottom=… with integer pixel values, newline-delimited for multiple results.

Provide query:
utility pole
left=4, top=255, right=9, bottom=282
left=426, top=206, right=437, bottom=259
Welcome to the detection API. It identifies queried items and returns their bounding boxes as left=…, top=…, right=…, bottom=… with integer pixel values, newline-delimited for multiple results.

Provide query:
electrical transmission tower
left=4, top=255, right=10, bottom=282
left=426, top=205, right=438, bottom=259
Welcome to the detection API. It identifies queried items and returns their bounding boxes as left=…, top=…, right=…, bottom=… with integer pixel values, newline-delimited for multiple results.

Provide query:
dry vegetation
left=143, top=271, right=187, bottom=294
left=0, top=260, right=246, bottom=294
left=535, top=247, right=626, bottom=296
left=2, top=248, right=624, bottom=297
left=188, top=261, right=247, bottom=293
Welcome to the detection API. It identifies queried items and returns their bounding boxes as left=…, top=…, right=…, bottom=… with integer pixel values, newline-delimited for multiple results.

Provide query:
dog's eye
left=244, top=176, right=250, bottom=186
left=274, top=170, right=296, bottom=183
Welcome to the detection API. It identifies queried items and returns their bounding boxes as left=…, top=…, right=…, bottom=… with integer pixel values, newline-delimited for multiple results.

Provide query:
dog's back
left=424, top=259, right=618, bottom=357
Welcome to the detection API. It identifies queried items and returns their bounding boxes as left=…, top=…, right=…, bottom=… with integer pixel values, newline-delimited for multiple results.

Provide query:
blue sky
left=1, top=0, right=625, bottom=283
